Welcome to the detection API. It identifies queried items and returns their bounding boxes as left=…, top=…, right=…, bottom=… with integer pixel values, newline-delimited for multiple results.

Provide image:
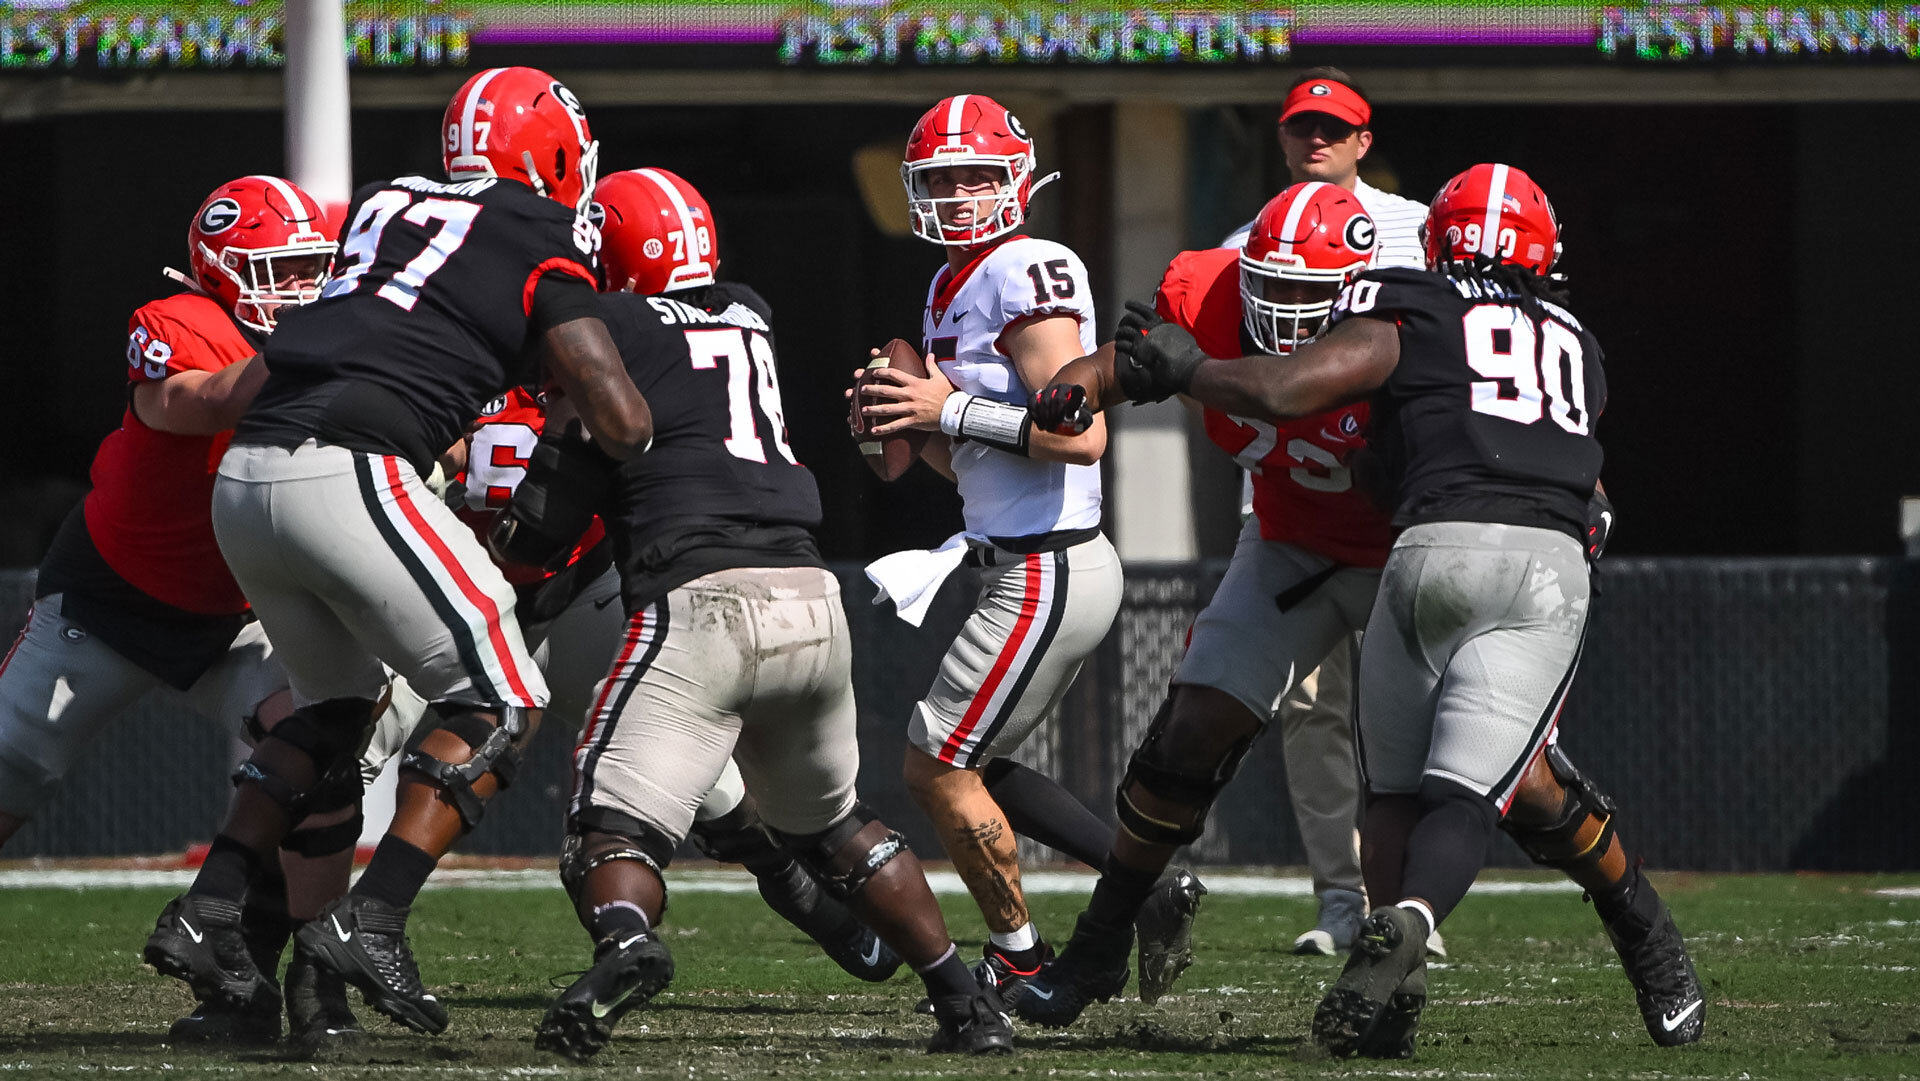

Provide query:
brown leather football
left=853, top=338, right=932, bottom=482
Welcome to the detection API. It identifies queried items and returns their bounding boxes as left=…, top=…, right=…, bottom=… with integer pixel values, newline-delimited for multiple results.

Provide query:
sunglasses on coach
left=1281, top=114, right=1359, bottom=141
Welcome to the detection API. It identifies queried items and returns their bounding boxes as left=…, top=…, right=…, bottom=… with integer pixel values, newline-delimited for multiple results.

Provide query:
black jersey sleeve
left=528, top=271, right=603, bottom=336
left=1327, top=266, right=1462, bottom=329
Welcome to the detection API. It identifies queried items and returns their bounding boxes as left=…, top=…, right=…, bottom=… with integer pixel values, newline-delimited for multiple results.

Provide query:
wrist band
left=939, top=391, right=1032, bottom=456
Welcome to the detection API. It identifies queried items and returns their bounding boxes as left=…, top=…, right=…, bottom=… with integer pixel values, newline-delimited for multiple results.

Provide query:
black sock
left=351, top=836, right=439, bottom=909
left=587, top=900, right=651, bottom=944
left=1085, top=853, right=1163, bottom=929
left=981, top=759, right=1113, bottom=867
left=917, top=945, right=977, bottom=999
left=241, top=862, right=295, bottom=980
left=1396, top=779, right=1499, bottom=927
left=193, top=834, right=265, bottom=905
left=1591, top=864, right=1664, bottom=941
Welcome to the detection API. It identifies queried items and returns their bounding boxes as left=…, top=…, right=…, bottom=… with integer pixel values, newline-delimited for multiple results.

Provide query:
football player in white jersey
left=857, top=95, right=1197, bottom=1005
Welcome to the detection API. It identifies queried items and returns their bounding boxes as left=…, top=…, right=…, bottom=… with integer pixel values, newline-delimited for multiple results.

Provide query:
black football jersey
left=235, top=175, right=599, bottom=473
left=1328, top=266, right=1608, bottom=540
left=596, top=283, right=824, bottom=609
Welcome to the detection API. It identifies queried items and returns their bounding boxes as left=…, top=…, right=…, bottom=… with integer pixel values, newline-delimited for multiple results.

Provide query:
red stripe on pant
left=0, top=606, right=31, bottom=680
left=380, top=456, right=537, bottom=706
left=576, top=608, right=649, bottom=759
left=1499, top=713, right=1562, bottom=816
left=939, top=552, right=1044, bottom=765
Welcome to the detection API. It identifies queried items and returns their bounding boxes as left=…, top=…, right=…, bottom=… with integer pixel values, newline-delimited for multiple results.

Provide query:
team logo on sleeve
left=1344, top=216, right=1376, bottom=252
left=1341, top=413, right=1361, bottom=436
left=480, top=394, right=508, bottom=417
left=197, top=198, right=242, bottom=235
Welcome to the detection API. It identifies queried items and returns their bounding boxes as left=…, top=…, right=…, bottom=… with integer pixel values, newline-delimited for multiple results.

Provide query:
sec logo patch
left=199, top=198, right=242, bottom=234
left=643, top=238, right=665, bottom=259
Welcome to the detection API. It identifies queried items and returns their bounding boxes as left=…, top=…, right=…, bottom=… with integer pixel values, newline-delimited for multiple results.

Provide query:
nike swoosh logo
left=1661, top=999, right=1702, bottom=1031
left=1025, top=985, right=1054, bottom=1000
left=953, top=311, right=968, bottom=323
left=180, top=919, right=203, bottom=944
left=617, top=934, right=646, bottom=950
left=593, top=595, right=620, bottom=611
left=1600, top=511, right=1614, bottom=531
left=331, top=915, right=352, bottom=943
left=590, top=986, right=637, bottom=1019
left=860, top=938, right=884, bottom=967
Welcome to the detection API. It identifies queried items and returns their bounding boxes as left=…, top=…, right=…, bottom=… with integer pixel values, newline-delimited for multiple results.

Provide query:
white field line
left=0, top=866, right=1579, bottom=895
left=1871, top=886, right=1920, bottom=898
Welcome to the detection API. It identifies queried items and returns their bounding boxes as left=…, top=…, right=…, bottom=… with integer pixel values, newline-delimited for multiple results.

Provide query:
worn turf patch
left=1, top=872, right=1917, bottom=1079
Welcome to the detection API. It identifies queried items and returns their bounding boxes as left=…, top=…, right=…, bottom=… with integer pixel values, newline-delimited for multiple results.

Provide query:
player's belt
left=965, top=526, right=1102, bottom=567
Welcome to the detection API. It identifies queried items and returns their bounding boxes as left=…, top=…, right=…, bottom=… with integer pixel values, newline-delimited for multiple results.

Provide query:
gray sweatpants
left=1356, top=521, right=1589, bottom=810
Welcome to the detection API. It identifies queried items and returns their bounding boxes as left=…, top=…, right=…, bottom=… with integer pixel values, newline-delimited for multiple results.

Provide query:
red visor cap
left=1279, top=80, right=1371, bottom=129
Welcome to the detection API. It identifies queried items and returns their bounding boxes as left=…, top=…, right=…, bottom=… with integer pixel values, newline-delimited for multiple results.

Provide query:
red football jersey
left=82, top=293, right=255, bottom=614
left=1155, top=247, right=1393, bottom=568
left=456, top=387, right=604, bottom=586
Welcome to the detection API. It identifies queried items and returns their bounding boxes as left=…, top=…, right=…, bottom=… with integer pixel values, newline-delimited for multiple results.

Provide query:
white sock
left=1396, top=899, right=1436, bottom=939
left=989, top=922, right=1039, bottom=953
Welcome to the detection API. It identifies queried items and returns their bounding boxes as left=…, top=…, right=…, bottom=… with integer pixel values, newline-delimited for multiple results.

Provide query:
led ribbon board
left=3, top=2, right=1916, bottom=71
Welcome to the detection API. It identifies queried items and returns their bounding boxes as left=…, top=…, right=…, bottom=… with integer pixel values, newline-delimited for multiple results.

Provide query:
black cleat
left=927, top=985, right=1014, bottom=1055
left=295, top=895, right=447, bottom=1035
left=748, top=858, right=901, bottom=983
left=1135, top=868, right=1207, bottom=1003
left=286, top=941, right=365, bottom=1056
left=535, top=929, right=676, bottom=1063
left=914, top=942, right=1050, bottom=1015
left=1015, top=913, right=1132, bottom=1028
left=1360, top=963, right=1426, bottom=1059
left=146, top=894, right=280, bottom=1014
left=1312, top=906, right=1428, bottom=1057
left=166, top=998, right=282, bottom=1046
left=1607, top=902, right=1705, bottom=1046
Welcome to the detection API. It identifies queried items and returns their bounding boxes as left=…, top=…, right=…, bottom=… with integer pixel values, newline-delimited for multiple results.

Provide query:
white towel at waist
left=864, top=531, right=973, bottom=627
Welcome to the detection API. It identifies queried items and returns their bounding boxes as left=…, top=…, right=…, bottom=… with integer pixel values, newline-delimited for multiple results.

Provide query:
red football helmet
left=443, top=66, right=599, bottom=215
left=900, top=94, right=1058, bottom=247
left=1422, top=163, right=1560, bottom=275
left=594, top=168, right=716, bottom=295
left=1239, top=181, right=1377, bottom=353
left=185, top=175, right=336, bottom=334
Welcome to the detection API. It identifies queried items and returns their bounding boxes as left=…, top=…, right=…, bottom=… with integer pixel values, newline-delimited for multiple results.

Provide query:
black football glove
left=1030, top=384, right=1093, bottom=436
left=488, top=423, right=618, bottom=571
left=1112, top=299, right=1205, bottom=404
left=1585, top=487, right=1614, bottom=562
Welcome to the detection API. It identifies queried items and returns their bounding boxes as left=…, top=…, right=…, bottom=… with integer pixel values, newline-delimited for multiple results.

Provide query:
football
left=852, top=338, right=931, bottom=482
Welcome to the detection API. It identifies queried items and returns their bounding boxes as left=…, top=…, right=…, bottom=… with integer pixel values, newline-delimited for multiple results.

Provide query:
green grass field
left=2, top=871, right=1918, bottom=1079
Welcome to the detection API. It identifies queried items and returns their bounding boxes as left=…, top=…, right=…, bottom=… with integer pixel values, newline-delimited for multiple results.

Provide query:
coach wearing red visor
left=1219, top=66, right=1433, bottom=962
left=1225, top=67, right=1426, bottom=269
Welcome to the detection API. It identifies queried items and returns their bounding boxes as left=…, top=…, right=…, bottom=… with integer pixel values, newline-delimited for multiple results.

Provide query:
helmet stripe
left=636, top=168, right=703, bottom=271
left=246, top=174, right=311, bottom=225
left=1479, top=163, right=1509, bottom=258
left=944, top=94, right=969, bottom=148
left=1274, top=180, right=1325, bottom=259
left=460, top=67, right=507, bottom=161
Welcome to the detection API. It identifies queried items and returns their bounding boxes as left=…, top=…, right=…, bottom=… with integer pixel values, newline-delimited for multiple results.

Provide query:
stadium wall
left=4, top=558, right=1912, bottom=872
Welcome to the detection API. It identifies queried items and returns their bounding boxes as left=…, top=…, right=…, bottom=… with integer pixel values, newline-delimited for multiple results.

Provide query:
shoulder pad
left=708, top=281, right=772, bottom=323
left=1330, top=267, right=1461, bottom=325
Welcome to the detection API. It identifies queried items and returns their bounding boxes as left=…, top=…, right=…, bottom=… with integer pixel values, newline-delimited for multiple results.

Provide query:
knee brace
left=773, top=805, right=909, bottom=903
left=278, top=760, right=367, bottom=857
left=399, top=703, right=532, bottom=831
left=1499, top=744, right=1618, bottom=875
left=690, top=805, right=787, bottom=873
left=559, top=808, right=679, bottom=910
left=232, top=698, right=371, bottom=819
left=1114, top=698, right=1259, bottom=848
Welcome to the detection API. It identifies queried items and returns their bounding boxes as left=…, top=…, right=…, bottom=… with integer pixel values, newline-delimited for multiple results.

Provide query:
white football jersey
left=921, top=236, right=1101, bottom=541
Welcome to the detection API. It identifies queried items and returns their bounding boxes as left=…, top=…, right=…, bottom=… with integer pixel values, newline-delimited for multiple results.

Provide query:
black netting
left=2, top=558, right=1912, bottom=871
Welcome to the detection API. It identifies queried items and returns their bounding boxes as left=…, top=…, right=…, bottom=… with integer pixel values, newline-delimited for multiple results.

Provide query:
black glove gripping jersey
left=596, top=282, right=825, bottom=611
left=1328, top=266, right=1608, bottom=540
left=236, top=175, right=601, bottom=474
